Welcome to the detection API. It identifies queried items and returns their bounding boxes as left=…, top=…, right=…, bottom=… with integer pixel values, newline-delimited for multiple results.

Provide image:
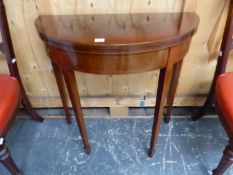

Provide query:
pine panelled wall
left=0, top=0, right=231, bottom=108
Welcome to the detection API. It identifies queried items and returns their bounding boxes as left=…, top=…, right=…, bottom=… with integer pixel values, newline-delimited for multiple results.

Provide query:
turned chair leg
left=212, top=141, right=233, bottom=175
left=0, top=138, right=22, bottom=175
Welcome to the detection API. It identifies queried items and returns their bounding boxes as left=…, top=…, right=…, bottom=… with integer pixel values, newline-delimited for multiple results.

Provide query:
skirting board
left=28, top=95, right=207, bottom=108
left=17, top=115, right=218, bottom=119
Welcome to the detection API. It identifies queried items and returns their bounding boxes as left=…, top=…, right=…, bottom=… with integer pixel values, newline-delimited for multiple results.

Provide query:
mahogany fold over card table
left=35, top=13, right=199, bottom=157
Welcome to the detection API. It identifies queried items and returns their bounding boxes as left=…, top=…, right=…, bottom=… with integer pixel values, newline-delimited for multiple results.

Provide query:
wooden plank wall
left=0, top=0, right=231, bottom=108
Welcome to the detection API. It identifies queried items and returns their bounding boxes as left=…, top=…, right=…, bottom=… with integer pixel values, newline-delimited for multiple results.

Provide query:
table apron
left=47, top=38, right=191, bottom=74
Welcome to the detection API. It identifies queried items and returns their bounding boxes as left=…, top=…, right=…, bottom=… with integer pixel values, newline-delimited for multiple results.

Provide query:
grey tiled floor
left=0, top=117, right=230, bottom=175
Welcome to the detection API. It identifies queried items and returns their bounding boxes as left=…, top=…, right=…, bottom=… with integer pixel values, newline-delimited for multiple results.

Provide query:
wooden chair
left=212, top=73, right=233, bottom=174
left=191, top=1, right=233, bottom=121
left=0, top=1, right=44, bottom=174
left=0, top=1, right=43, bottom=123
left=188, top=1, right=233, bottom=174
left=0, top=75, right=22, bottom=175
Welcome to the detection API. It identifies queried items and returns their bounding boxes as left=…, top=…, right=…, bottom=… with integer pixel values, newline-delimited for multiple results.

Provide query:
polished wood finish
left=36, top=13, right=198, bottom=75
left=36, top=13, right=199, bottom=156
left=35, top=13, right=198, bottom=52
left=192, top=2, right=233, bottom=121
left=148, top=46, right=174, bottom=157
left=48, top=45, right=169, bottom=74
left=62, top=69, right=91, bottom=154
left=0, top=0, right=44, bottom=122
left=51, top=57, right=71, bottom=124
left=212, top=140, right=233, bottom=175
left=164, top=60, right=183, bottom=123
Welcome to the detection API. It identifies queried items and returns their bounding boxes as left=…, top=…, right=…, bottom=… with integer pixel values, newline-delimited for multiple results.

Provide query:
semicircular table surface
left=35, top=12, right=199, bottom=157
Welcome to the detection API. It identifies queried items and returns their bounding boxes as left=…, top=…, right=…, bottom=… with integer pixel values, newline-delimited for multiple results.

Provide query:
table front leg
left=62, top=69, right=91, bottom=154
left=51, top=62, right=72, bottom=124
left=164, top=60, right=183, bottom=123
left=148, top=48, right=174, bottom=158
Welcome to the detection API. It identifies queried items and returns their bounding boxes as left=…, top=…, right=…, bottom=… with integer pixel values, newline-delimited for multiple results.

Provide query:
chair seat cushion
left=0, top=74, right=20, bottom=134
left=215, top=72, right=233, bottom=134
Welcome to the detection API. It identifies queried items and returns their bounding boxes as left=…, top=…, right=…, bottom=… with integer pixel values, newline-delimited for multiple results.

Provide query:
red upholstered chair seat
left=215, top=72, right=233, bottom=134
left=0, top=74, right=20, bottom=134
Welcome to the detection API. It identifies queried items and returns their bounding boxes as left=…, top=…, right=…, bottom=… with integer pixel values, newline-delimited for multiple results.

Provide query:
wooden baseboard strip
left=27, top=95, right=206, bottom=108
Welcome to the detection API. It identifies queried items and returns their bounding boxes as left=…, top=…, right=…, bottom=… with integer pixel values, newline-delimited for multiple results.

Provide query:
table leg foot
left=84, top=145, right=91, bottom=155
left=66, top=118, right=72, bottom=124
left=148, top=148, right=155, bottom=158
left=164, top=61, right=182, bottom=124
left=164, top=115, right=171, bottom=124
left=65, top=112, right=72, bottom=124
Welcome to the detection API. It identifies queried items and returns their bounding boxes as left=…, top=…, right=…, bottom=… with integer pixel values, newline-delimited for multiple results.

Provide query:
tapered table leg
left=148, top=47, right=174, bottom=157
left=51, top=62, right=72, bottom=124
left=62, top=69, right=91, bottom=154
left=164, top=61, right=183, bottom=123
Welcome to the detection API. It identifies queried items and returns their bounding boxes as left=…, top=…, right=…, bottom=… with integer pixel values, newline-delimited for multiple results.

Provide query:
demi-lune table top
left=35, top=13, right=199, bottom=53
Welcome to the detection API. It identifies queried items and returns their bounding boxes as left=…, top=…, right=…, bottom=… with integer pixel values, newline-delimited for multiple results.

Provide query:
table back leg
left=51, top=62, right=72, bottom=124
left=62, top=69, right=91, bottom=154
left=164, top=60, right=183, bottom=123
